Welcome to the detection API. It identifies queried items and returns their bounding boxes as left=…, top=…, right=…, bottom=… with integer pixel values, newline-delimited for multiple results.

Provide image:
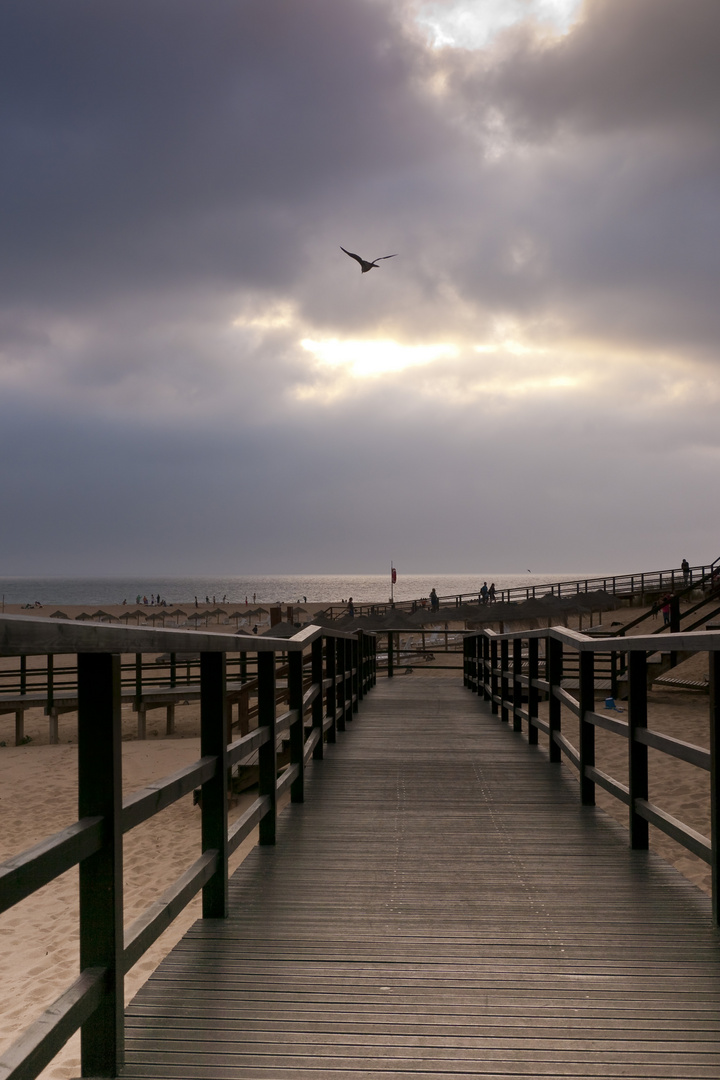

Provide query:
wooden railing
left=463, top=624, right=720, bottom=923
left=319, top=556, right=720, bottom=619
left=0, top=615, right=376, bottom=1080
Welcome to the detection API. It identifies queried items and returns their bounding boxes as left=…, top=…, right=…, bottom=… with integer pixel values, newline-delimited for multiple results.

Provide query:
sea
left=0, top=573, right=599, bottom=608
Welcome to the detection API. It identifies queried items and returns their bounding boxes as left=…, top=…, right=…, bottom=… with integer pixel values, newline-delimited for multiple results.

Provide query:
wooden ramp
left=124, top=677, right=720, bottom=1079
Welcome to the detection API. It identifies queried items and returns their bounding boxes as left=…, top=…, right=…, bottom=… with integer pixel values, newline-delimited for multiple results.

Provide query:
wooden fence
left=463, top=624, right=720, bottom=923
left=0, top=615, right=376, bottom=1080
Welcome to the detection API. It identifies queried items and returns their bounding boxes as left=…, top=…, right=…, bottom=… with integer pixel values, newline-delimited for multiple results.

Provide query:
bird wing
left=374, top=254, right=398, bottom=261
left=340, top=247, right=365, bottom=265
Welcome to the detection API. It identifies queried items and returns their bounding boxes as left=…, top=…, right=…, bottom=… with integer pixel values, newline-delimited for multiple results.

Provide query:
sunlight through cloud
left=301, top=338, right=459, bottom=378
left=415, top=0, right=583, bottom=49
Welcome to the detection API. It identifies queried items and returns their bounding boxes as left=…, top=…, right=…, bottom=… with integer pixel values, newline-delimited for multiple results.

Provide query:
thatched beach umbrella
left=166, top=608, right=188, bottom=626
left=120, top=608, right=146, bottom=625
left=94, top=609, right=118, bottom=622
left=208, top=607, right=226, bottom=624
left=75, top=612, right=94, bottom=621
left=50, top=610, right=70, bottom=619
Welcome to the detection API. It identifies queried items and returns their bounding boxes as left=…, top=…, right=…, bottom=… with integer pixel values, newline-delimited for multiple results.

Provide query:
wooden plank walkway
left=123, top=677, right=720, bottom=1079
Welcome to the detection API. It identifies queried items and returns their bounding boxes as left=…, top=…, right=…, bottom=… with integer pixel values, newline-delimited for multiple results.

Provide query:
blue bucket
left=604, top=697, right=615, bottom=710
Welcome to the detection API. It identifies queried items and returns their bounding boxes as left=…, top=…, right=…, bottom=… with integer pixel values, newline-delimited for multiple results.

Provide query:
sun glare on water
left=301, top=338, right=459, bottom=378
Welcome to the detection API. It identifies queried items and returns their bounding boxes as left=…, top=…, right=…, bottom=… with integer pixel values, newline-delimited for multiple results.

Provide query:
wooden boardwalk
left=123, top=677, right=720, bottom=1079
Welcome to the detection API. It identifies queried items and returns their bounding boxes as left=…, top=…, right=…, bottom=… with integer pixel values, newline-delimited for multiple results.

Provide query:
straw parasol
left=75, top=612, right=94, bottom=621
left=49, top=610, right=70, bottom=619
left=166, top=608, right=188, bottom=626
left=120, top=609, right=146, bottom=624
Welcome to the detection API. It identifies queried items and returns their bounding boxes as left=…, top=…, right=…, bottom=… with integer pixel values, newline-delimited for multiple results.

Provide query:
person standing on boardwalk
left=661, top=593, right=672, bottom=626
left=682, top=558, right=690, bottom=584
left=488, top=582, right=496, bottom=602
left=480, top=582, right=489, bottom=604
left=429, top=588, right=439, bottom=613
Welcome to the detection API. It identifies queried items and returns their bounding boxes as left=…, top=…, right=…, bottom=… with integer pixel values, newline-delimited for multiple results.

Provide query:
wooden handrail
left=0, top=619, right=378, bottom=1080
left=464, top=623, right=720, bottom=926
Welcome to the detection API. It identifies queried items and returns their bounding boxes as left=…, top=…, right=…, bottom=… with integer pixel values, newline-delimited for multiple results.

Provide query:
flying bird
left=340, top=246, right=398, bottom=273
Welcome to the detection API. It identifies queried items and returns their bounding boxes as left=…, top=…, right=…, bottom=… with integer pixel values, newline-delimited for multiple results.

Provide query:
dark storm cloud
left=0, top=0, right=718, bottom=575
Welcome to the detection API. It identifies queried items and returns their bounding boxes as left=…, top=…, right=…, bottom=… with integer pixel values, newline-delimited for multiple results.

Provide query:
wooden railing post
left=628, top=650, right=649, bottom=849
left=579, top=650, right=595, bottom=806
left=512, top=637, right=522, bottom=732
left=547, top=636, right=562, bottom=763
left=388, top=631, right=394, bottom=678
left=312, top=636, right=324, bottom=760
left=77, top=652, right=123, bottom=1079
left=335, top=638, right=346, bottom=732
left=200, top=651, right=228, bottom=916
left=500, top=639, right=509, bottom=724
left=325, top=638, right=337, bottom=744
left=490, top=638, right=499, bottom=715
left=710, top=650, right=719, bottom=924
left=354, top=632, right=363, bottom=706
left=463, top=636, right=471, bottom=689
left=288, top=649, right=304, bottom=803
left=482, top=635, right=490, bottom=701
left=527, top=637, right=539, bottom=745
left=258, top=650, right=277, bottom=844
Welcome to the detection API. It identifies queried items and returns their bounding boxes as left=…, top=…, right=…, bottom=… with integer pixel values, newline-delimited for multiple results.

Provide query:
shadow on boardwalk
left=124, top=677, right=720, bottom=1079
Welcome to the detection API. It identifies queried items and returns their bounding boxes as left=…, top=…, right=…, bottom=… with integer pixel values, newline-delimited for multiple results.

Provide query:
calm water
left=0, top=572, right=600, bottom=607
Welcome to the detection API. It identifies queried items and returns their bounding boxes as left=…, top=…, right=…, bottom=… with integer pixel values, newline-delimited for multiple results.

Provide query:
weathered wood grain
left=123, top=677, right=720, bottom=1079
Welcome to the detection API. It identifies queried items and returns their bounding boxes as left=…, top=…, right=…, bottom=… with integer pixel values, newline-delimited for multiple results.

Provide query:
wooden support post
left=335, top=638, right=346, bottom=732
left=136, top=705, right=146, bottom=741
left=238, top=686, right=249, bottom=736
left=345, top=638, right=354, bottom=722
left=387, top=631, right=394, bottom=678
left=483, top=635, right=491, bottom=701
left=77, top=652, right=123, bottom=1078
left=170, top=652, right=177, bottom=689
left=14, top=709, right=24, bottom=746
left=579, top=650, right=595, bottom=806
left=490, top=638, right=499, bottom=715
left=46, top=654, right=54, bottom=717
left=527, top=637, right=539, bottom=745
left=288, top=650, right=304, bottom=803
left=48, top=708, right=59, bottom=745
left=628, top=650, right=649, bottom=850
left=257, top=650, right=277, bottom=845
left=355, top=632, right=363, bottom=705
left=547, top=636, right=562, bottom=764
left=512, top=637, right=522, bottom=732
left=325, top=639, right=337, bottom=744
left=500, top=639, right=509, bottom=724
left=134, top=653, right=142, bottom=705
left=710, top=650, right=720, bottom=925
left=200, top=651, right=228, bottom=915
left=463, top=636, right=471, bottom=689
left=165, top=704, right=175, bottom=735
left=312, top=636, right=324, bottom=759
left=20, top=655, right=27, bottom=695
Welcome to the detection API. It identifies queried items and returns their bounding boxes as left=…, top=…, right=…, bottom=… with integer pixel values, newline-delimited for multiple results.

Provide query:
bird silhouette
left=341, top=246, right=398, bottom=273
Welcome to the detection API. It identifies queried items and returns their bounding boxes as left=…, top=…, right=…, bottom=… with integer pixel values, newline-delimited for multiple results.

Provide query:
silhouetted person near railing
left=682, top=558, right=690, bottom=585
left=429, top=588, right=439, bottom=613
left=480, top=582, right=489, bottom=604
left=488, top=583, right=496, bottom=602
left=348, top=598, right=355, bottom=618
left=661, top=593, right=672, bottom=626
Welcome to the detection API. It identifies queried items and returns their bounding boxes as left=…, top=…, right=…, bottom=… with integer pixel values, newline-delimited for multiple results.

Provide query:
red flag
left=391, top=568, right=397, bottom=584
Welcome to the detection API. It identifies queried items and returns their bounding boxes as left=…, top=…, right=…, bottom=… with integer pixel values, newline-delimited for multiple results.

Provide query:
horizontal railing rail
left=0, top=615, right=377, bottom=1080
left=463, top=624, right=720, bottom=924
left=318, top=556, right=720, bottom=620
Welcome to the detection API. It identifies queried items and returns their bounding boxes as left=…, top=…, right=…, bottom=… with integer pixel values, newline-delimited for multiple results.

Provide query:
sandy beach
left=0, top=599, right=715, bottom=1078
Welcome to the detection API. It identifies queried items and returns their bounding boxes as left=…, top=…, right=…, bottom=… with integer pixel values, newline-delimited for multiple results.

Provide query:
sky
left=1, top=0, right=719, bottom=577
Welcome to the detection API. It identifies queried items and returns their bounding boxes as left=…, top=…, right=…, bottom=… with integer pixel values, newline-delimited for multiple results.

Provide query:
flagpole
left=390, top=561, right=394, bottom=605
